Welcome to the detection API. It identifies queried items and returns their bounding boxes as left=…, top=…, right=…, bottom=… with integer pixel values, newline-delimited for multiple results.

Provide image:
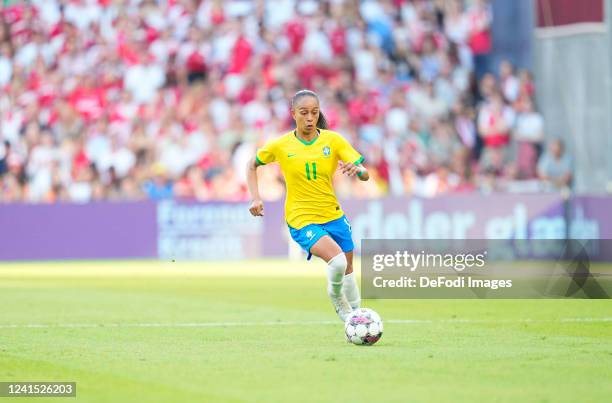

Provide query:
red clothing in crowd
left=69, top=86, right=107, bottom=121
left=228, top=35, right=252, bottom=74
left=468, top=9, right=492, bottom=54
left=329, top=27, right=347, bottom=56
left=285, top=20, right=306, bottom=54
left=482, top=113, right=509, bottom=147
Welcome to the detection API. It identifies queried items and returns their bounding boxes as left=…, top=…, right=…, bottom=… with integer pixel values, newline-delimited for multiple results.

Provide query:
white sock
left=326, top=253, right=347, bottom=299
left=343, top=272, right=361, bottom=310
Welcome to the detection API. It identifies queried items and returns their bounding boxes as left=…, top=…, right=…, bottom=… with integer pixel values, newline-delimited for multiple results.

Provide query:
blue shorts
left=288, top=215, right=354, bottom=260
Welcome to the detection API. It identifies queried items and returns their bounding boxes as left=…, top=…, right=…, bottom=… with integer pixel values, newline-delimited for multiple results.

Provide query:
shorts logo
left=306, top=230, right=314, bottom=239
left=343, top=217, right=352, bottom=232
left=323, top=146, right=331, bottom=158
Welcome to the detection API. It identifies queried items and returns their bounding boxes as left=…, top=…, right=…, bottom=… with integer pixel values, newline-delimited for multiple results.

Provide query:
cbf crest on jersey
left=323, top=146, right=331, bottom=157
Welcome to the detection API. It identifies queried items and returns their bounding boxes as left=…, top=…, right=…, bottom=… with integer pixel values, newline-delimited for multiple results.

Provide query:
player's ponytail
left=291, top=89, right=328, bottom=129
left=317, top=111, right=328, bottom=130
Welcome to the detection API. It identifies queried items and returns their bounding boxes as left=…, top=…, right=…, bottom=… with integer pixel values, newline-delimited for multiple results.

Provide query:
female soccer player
left=246, top=90, right=369, bottom=321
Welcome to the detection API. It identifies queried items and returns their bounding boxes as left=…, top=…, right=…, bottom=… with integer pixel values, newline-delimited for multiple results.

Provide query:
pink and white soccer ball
left=344, top=308, right=383, bottom=345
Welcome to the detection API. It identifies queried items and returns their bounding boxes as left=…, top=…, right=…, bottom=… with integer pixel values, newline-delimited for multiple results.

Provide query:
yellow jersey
left=256, top=129, right=363, bottom=229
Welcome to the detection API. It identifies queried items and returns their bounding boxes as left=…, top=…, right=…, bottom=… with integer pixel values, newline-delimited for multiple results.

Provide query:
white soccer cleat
left=330, top=294, right=353, bottom=322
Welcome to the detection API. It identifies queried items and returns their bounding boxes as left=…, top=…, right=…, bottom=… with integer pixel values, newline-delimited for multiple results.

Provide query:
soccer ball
left=344, top=308, right=383, bottom=346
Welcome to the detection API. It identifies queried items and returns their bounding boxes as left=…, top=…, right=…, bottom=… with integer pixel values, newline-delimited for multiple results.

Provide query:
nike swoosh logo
left=287, top=154, right=296, bottom=157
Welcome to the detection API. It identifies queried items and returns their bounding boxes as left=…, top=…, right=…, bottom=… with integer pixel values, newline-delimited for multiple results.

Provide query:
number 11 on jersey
left=305, top=162, right=317, bottom=180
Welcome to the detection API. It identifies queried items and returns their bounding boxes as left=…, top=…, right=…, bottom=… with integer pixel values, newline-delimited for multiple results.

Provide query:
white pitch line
left=0, top=321, right=337, bottom=329
left=0, top=318, right=610, bottom=330
left=389, top=318, right=612, bottom=324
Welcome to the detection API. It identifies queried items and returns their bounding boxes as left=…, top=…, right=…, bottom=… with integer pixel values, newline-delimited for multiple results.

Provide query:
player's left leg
left=323, top=216, right=361, bottom=310
left=342, top=251, right=361, bottom=310
left=288, top=223, right=352, bottom=321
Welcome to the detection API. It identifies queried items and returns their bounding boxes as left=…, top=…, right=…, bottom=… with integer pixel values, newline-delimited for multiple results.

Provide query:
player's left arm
left=339, top=160, right=369, bottom=181
left=335, top=134, right=369, bottom=181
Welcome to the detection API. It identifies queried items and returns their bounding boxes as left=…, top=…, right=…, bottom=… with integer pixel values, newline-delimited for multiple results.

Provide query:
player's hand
left=249, top=199, right=264, bottom=216
left=338, top=161, right=361, bottom=177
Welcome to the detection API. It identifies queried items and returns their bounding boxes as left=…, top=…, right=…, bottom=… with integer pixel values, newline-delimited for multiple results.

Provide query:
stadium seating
left=0, top=0, right=554, bottom=203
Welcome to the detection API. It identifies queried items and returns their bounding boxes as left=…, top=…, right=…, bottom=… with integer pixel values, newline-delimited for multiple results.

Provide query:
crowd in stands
left=0, top=0, right=572, bottom=203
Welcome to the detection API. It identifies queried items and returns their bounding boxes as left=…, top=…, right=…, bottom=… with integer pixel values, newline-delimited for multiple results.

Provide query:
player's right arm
left=246, top=157, right=264, bottom=216
left=246, top=139, right=278, bottom=217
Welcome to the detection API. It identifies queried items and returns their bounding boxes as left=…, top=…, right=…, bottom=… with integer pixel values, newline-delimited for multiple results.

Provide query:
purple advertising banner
left=571, top=196, right=612, bottom=239
left=0, top=195, right=610, bottom=261
left=156, top=200, right=262, bottom=260
left=0, top=201, right=157, bottom=260
left=262, top=194, right=599, bottom=257
left=342, top=193, right=565, bottom=240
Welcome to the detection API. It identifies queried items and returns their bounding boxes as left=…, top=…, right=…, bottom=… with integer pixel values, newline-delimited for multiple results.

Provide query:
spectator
left=467, top=0, right=493, bottom=79
left=444, top=0, right=470, bottom=47
left=174, top=165, right=210, bottom=201
left=514, top=98, right=544, bottom=178
left=143, top=164, right=174, bottom=200
left=477, top=92, right=515, bottom=162
left=124, top=48, right=166, bottom=104
left=452, top=100, right=477, bottom=151
left=68, top=163, right=95, bottom=203
left=26, top=129, right=57, bottom=202
left=499, top=60, right=520, bottom=103
left=422, top=164, right=461, bottom=197
left=410, top=80, right=448, bottom=120
left=0, top=141, right=10, bottom=177
left=538, top=139, right=572, bottom=190
left=0, top=42, right=12, bottom=87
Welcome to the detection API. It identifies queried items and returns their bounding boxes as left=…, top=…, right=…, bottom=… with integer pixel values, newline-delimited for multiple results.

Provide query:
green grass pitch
left=0, top=260, right=610, bottom=402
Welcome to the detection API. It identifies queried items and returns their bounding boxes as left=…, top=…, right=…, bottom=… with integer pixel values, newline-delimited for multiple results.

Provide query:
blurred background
left=1, top=0, right=611, bottom=261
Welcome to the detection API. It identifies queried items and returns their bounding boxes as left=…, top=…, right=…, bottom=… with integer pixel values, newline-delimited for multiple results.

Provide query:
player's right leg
left=310, top=235, right=353, bottom=322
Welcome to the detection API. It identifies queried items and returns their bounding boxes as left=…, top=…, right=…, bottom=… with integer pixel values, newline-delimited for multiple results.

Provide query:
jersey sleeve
left=335, top=133, right=364, bottom=165
left=255, top=138, right=278, bottom=165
